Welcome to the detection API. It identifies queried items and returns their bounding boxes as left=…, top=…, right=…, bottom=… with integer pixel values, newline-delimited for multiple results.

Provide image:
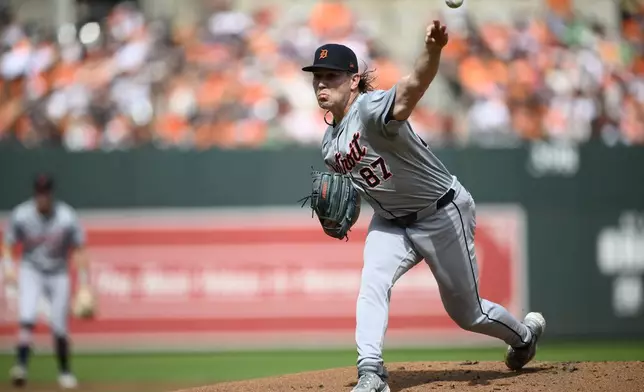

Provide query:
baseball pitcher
left=300, top=21, right=546, bottom=392
left=2, top=174, right=95, bottom=390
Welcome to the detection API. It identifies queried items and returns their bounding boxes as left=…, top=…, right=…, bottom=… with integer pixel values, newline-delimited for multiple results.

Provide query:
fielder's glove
left=300, top=170, right=361, bottom=241
left=72, top=286, right=96, bottom=319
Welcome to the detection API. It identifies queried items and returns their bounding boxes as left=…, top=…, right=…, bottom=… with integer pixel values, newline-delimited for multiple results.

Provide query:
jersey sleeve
left=69, top=210, right=86, bottom=247
left=358, top=85, right=405, bottom=138
left=3, top=209, right=21, bottom=246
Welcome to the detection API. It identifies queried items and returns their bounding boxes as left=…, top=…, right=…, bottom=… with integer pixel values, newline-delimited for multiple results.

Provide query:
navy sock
left=54, top=336, right=70, bottom=373
left=16, top=344, right=31, bottom=368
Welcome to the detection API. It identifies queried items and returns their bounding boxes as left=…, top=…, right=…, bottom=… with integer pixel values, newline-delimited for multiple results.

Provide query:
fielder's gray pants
left=19, top=263, right=70, bottom=336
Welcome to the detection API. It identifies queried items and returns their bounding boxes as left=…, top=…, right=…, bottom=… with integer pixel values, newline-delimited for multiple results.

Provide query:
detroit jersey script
left=321, top=86, right=454, bottom=218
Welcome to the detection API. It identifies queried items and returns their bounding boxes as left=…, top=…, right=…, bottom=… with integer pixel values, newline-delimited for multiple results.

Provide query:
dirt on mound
left=174, top=361, right=644, bottom=392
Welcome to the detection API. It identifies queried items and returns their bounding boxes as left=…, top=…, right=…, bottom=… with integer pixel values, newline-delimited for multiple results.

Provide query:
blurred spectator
left=0, top=0, right=643, bottom=150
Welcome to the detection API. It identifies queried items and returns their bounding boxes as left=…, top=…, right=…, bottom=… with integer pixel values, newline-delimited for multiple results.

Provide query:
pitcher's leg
left=410, top=188, right=531, bottom=348
left=356, top=215, right=421, bottom=369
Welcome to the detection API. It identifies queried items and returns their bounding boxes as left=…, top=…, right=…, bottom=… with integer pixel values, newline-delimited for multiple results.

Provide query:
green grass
left=1, top=341, right=643, bottom=384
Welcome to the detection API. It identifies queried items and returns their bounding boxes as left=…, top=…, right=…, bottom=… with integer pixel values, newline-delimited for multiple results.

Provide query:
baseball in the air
left=445, top=0, right=463, bottom=8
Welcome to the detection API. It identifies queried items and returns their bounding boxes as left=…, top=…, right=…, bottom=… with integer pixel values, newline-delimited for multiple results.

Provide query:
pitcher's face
left=311, top=70, right=357, bottom=110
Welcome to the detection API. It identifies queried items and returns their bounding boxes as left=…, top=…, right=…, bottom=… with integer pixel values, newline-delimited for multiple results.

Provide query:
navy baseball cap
left=302, top=43, right=358, bottom=73
left=33, top=173, right=54, bottom=194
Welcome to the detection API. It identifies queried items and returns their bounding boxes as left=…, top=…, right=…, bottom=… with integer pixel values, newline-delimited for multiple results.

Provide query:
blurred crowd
left=438, top=0, right=644, bottom=147
left=0, top=0, right=643, bottom=151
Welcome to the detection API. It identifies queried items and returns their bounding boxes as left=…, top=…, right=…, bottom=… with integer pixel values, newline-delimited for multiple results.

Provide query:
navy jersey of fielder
left=4, top=200, right=85, bottom=273
left=321, top=85, right=455, bottom=218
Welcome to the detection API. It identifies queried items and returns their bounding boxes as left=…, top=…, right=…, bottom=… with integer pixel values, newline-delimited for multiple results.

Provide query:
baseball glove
left=72, top=286, right=96, bottom=319
left=300, top=170, right=361, bottom=241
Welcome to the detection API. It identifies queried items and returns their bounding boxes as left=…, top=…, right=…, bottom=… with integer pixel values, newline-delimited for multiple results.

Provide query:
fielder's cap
left=302, top=43, right=358, bottom=73
left=33, top=173, right=54, bottom=194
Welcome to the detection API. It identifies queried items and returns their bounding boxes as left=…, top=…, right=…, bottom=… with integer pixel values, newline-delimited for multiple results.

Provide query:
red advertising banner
left=0, top=206, right=527, bottom=352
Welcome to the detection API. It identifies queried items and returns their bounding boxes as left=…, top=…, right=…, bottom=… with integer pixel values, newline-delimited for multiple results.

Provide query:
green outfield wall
left=1, top=141, right=643, bottom=342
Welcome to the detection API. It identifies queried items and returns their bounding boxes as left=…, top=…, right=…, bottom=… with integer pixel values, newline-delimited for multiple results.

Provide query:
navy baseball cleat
left=504, top=312, right=546, bottom=371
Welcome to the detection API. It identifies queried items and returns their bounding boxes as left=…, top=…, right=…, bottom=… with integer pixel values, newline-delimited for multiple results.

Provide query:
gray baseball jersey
left=320, top=87, right=535, bottom=374
left=321, top=86, right=454, bottom=218
left=4, top=199, right=85, bottom=273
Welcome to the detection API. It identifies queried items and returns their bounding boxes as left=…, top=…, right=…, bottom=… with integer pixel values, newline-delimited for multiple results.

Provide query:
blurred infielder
left=300, top=21, right=546, bottom=392
left=2, top=174, right=95, bottom=389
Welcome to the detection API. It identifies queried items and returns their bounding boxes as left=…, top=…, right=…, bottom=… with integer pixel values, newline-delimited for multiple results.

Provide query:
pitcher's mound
left=174, top=361, right=644, bottom=392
